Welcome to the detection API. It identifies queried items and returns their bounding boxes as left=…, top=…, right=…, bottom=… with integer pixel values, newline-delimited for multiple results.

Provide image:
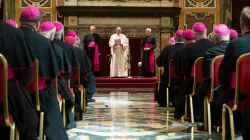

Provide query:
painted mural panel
left=22, top=0, right=51, bottom=8
left=185, top=0, right=215, bottom=8
left=185, top=12, right=215, bottom=33
left=220, top=0, right=232, bottom=28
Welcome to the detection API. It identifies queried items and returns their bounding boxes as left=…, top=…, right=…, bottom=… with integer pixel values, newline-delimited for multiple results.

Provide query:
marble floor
left=68, top=90, right=242, bottom=140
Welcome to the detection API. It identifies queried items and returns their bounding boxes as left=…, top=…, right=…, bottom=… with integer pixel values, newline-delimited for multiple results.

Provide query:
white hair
left=39, top=27, right=56, bottom=39
left=215, top=33, right=230, bottom=42
left=116, top=27, right=121, bottom=30
left=90, top=25, right=96, bottom=30
left=145, top=28, right=151, bottom=32
left=55, top=28, right=64, bottom=39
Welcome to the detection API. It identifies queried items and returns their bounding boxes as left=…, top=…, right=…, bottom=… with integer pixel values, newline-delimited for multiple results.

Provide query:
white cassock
left=109, top=33, right=129, bottom=77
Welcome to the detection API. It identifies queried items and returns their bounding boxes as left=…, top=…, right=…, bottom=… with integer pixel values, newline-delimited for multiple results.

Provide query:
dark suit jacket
left=219, top=31, right=250, bottom=86
left=202, top=42, right=229, bottom=79
left=184, top=39, right=215, bottom=78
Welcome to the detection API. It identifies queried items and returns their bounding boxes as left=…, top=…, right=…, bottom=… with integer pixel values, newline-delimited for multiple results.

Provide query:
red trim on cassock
left=88, top=42, right=100, bottom=72
left=144, top=43, right=155, bottom=73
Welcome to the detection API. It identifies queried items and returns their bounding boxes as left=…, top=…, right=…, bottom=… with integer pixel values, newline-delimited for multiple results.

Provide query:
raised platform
left=96, top=77, right=158, bottom=89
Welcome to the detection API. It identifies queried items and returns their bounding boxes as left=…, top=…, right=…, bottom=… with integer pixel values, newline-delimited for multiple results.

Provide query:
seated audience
left=213, top=7, right=250, bottom=138
left=19, top=6, right=69, bottom=140
left=173, top=22, right=215, bottom=119
left=0, top=16, right=38, bottom=140
left=157, top=30, right=185, bottom=107
left=39, top=21, right=76, bottom=130
left=196, top=24, right=230, bottom=129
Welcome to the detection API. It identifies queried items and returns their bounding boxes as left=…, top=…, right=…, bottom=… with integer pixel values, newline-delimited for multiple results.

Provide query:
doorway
left=99, top=38, right=142, bottom=76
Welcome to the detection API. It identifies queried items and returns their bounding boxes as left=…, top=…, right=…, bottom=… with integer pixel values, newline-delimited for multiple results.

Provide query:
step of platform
left=96, top=77, right=158, bottom=88
left=96, top=83, right=156, bottom=88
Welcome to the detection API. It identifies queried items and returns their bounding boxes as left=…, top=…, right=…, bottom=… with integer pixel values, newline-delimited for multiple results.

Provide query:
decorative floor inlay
left=68, top=91, right=242, bottom=140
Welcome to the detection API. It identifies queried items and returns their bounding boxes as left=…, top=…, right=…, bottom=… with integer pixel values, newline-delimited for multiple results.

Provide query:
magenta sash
left=144, top=43, right=155, bottom=73
left=8, top=68, right=14, bottom=80
left=38, top=77, right=47, bottom=91
left=191, top=66, right=195, bottom=77
left=88, top=42, right=99, bottom=72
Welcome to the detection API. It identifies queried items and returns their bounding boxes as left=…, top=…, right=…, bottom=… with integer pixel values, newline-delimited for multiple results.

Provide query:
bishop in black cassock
left=0, top=20, right=38, bottom=140
left=173, top=23, right=214, bottom=119
left=19, top=6, right=69, bottom=140
left=83, top=26, right=101, bottom=76
left=141, top=28, right=157, bottom=77
left=196, top=24, right=230, bottom=127
left=157, top=30, right=185, bottom=107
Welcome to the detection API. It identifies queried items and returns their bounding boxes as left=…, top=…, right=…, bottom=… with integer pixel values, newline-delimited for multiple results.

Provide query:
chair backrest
left=210, top=55, right=224, bottom=101
left=236, top=53, right=250, bottom=95
left=229, top=53, right=250, bottom=110
left=191, top=57, right=203, bottom=95
left=168, top=59, right=178, bottom=86
left=24, top=59, right=40, bottom=111
left=0, top=54, right=10, bottom=126
left=212, top=55, right=224, bottom=87
left=194, top=57, right=203, bottom=84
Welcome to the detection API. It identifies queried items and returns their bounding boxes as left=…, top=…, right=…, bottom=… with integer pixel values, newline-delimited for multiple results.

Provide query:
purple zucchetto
left=66, top=31, right=77, bottom=37
left=20, top=5, right=42, bottom=22
left=183, top=29, right=195, bottom=40
left=229, top=29, right=238, bottom=40
left=39, top=21, right=55, bottom=32
left=170, top=37, right=175, bottom=45
left=192, top=22, right=207, bottom=33
left=53, top=21, right=64, bottom=32
left=175, top=30, right=183, bottom=38
left=6, top=20, right=18, bottom=28
left=213, top=24, right=230, bottom=41
left=214, top=24, right=230, bottom=36
left=65, top=36, right=76, bottom=45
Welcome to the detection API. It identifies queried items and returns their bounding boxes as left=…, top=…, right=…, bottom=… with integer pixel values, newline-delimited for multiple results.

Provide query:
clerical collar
left=176, top=42, right=184, bottom=44
left=199, top=38, right=207, bottom=40
left=21, top=25, right=35, bottom=31
left=54, top=37, right=61, bottom=40
left=217, top=41, right=229, bottom=45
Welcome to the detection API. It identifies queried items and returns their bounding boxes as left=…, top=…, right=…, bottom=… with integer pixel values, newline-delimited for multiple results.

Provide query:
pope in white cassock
left=109, top=27, right=129, bottom=77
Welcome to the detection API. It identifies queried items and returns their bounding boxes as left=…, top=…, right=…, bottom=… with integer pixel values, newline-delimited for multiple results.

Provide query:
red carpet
left=96, top=77, right=158, bottom=89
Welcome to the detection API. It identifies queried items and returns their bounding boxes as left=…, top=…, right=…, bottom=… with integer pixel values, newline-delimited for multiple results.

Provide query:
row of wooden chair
left=0, top=54, right=15, bottom=140
left=158, top=53, right=250, bottom=140
left=0, top=54, right=87, bottom=140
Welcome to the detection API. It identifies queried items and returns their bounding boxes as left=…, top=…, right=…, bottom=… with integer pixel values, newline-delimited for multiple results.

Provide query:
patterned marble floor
left=68, top=90, right=242, bottom=140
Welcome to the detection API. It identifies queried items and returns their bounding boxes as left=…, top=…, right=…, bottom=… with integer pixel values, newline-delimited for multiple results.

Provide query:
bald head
left=240, top=7, right=250, bottom=34
left=145, top=28, right=151, bottom=36
left=90, top=25, right=96, bottom=33
left=116, top=27, right=121, bottom=34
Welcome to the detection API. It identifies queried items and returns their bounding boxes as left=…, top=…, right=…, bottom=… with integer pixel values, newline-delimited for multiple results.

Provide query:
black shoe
left=87, top=98, right=96, bottom=103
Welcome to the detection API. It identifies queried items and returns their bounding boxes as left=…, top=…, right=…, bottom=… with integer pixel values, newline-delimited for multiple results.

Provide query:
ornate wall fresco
left=220, top=0, right=232, bottom=28
left=14, top=0, right=57, bottom=24
left=22, top=0, right=51, bottom=7
left=185, top=0, right=215, bottom=8
left=179, top=0, right=221, bottom=31
left=185, top=12, right=215, bottom=33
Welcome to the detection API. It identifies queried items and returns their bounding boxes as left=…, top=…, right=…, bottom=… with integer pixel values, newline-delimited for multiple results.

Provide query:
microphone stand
left=127, top=38, right=132, bottom=78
